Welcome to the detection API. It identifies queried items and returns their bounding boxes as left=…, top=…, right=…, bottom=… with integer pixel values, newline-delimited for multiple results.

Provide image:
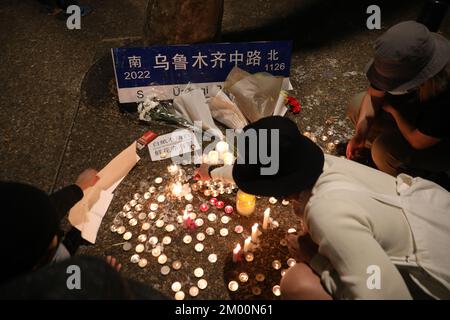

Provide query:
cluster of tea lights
left=226, top=200, right=298, bottom=297
left=110, top=155, right=299, bottom=299
left=302, top=125, right=342, bottom=153
left=230, top=208, right=280, bottom=264
left=203, top=141, right=235, bottom=166
left=166, top=164, right=193, bottom=200
left=111, top=162, right=247, bottom=300
left=193, top=178, right=236, bottom=198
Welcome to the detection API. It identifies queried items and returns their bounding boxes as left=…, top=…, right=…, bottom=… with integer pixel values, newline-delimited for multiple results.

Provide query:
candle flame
left=171, top=182, right=183, bottom=196
left=233, top=243, right=241, bottom=253
left=167, top=164, right=179, bottom=174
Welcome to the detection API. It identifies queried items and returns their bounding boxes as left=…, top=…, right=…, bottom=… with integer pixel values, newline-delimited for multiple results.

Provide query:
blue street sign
left=111, top=41, right=292, bottom=103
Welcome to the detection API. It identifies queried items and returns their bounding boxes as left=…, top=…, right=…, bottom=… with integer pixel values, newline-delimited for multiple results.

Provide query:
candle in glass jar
left=207, top=151, right=219, bottom=165
left=236, top=190, right=256, bottom=216
left=251, top=223, right=259, bottom=242
left=222, top=152, right=234, bottom=165
left=232, top=243, right=242, bottom=263
left=262, top=208, right=271, bottom=230
left=243, top=236, right=252, bottom=252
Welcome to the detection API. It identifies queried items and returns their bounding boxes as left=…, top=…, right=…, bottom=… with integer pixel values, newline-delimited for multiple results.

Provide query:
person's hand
left=106, top=256, right=122, bottom=272
left=75, top=168, right=99, bottom=190
left=194, top=163, right=211, bottom=181
left=382, top=103, right=396, bottom=115
left=346, top=134, right=366, bottom=159
left=287, top=233, right=318, bottom=264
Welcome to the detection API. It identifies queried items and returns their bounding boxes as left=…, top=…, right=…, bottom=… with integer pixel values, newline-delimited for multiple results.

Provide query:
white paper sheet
left=76, top=191, right=114, bottom=244
left=69, top=142, right=140, bottom=243
left=148, top=129, right=201, bottom=161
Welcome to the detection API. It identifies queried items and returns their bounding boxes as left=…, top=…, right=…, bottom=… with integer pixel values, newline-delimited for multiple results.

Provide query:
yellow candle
left=262, top=208, right=270, bottom=230
left=243, top=237, right=252, bottom=252
left=236, top=190, right=256, bottom=216
left=251, top=223, right=259, bottom=242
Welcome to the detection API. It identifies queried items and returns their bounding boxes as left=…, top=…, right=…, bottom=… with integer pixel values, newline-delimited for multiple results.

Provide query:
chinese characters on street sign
left=112, top=41, right=292, bottom=103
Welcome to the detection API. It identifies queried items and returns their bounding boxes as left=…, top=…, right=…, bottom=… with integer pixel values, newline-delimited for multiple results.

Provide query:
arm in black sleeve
left=49, top=184, right=84, bottom=221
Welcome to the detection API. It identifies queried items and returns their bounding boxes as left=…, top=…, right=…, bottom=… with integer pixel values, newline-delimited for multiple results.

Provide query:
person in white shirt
left=196, top=116, right=450, bottom=299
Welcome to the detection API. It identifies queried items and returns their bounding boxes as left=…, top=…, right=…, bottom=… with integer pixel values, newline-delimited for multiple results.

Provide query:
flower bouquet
left=137, top=95, right=193, bottom=129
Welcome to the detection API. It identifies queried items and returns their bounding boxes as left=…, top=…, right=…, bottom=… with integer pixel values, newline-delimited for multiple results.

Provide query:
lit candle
left=222, top=152, right=234, bottom=165
left=243, top=236, right=252, bottom=253
left=224, top=205, right=234, bottom=214
left=184, top=193, right=193, bottom=202
left=183, top=210, right=195, bottom=230
left=236, top=190, right=256, bottom=216
left=262, top=208, right=271, bottom=230
left=251, top=223, right=259, bottom=242
left=215, top=141, right=229, bottom=159
left=215, top=201, right=224, bottom=209
left=171, top=182, right=183, bottom=197
left=208, top=150, right=219, bottom=165
left=232, top=243, right=242, bottom=263
left=167, top=164, right=179, bottom=175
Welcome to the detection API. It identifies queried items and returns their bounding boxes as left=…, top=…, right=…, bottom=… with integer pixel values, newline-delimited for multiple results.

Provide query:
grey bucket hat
left=366, top=21, right=450, bottom=92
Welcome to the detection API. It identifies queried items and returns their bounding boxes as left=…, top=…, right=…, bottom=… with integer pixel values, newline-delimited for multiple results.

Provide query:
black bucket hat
left=366, top=21, right=450, bottom=92
left=232, top=116, right=324, bottom=197
left=0, top=182, right=59, bottom=284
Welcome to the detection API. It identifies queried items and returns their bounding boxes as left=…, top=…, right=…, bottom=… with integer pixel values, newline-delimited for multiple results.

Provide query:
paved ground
left=3, top=0, right=448, bottom=192
left=1, top=0, right=449, bottom=299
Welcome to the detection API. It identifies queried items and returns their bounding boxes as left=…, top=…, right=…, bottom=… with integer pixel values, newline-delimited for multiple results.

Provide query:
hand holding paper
left=69, top=141, right=140, bottom=243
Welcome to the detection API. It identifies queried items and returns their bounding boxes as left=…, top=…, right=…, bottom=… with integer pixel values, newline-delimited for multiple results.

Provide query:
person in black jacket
left=0, top=169, right=99, bottom=285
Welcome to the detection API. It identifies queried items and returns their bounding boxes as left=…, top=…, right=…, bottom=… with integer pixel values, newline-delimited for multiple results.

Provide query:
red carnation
left=285, top=96, right=302, bottom=114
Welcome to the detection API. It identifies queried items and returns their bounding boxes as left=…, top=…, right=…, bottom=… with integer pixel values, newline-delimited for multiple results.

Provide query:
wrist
left=368, top=85, right=386, bottom=98
left=353, top=132, right=366, bottom=142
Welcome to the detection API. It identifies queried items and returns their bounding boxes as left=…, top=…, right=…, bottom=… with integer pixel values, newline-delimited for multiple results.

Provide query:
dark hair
left=0, top=182, right=59, bottom=284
